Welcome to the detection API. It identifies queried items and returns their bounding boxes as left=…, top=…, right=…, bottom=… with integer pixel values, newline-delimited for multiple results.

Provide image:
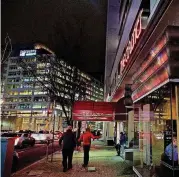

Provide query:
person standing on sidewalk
left=59, top=126, right=76, bottom=172
left=120, top=132, right=126, bottom=156
left=78, top=127, right=96, bottom=168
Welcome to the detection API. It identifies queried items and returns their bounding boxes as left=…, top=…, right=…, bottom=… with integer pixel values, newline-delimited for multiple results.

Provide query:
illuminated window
left=5, top=98, right=18, bottom=102
left=32, top=103, right=47, bottom=109
left=20, top=83, right=33, bottom=88
left=19, top=90, right=32, bottom=95
left=32, top=103, right=41, bottom=109
left=7, top=78, right=20, bottom=82
left=23, top=58, right=36, bottom=63
left=23, top=77, right=34, bottom=82
left=33, top=97, right=47, bottom=102
left=37, top=63, right=46, bottom=68
left=18, top=104, right=31, bottom=109
left=9, top=104, right=17, bottom=109
left=37, top=70, right=46, bottom=74
left=8, top=91, right=18, bottom=95
left=19, top=97, right=31, bottom=102
left=34, top=91, right=47, bottom=95
left=8, top=71, right=21, bottom=76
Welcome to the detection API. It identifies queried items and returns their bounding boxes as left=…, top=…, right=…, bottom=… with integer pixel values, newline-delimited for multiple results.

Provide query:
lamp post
left=51, top=99, right=56, bottom=162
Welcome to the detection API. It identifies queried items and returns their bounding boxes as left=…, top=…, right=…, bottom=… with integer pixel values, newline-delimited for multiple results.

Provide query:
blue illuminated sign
left=20, top=50, right=37, bottom=56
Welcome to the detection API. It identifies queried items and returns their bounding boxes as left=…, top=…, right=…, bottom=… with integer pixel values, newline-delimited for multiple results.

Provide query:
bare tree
left=1, top=34, right=12, bottom=64
left=16, top=54, right=87, bottom=125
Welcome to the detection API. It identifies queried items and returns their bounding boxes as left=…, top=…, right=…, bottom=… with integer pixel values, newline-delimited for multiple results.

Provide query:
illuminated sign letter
left=120, top=9, right=144, bottom=74
left=135, top=10, right=142, bottom=39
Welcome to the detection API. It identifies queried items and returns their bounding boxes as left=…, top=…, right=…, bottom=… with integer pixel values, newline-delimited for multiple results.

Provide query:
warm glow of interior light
left=34, top=43, right=55, bottom=54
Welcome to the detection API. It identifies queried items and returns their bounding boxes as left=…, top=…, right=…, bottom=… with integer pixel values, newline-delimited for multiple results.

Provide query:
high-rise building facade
left=1, top=43, right=103, bottom=131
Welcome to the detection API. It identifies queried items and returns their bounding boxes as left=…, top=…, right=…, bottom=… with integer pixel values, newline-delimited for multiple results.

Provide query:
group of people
left=59, top=126, right=98, bottom=172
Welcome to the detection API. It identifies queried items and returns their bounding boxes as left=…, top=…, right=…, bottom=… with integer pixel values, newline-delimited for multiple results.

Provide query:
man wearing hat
left=59, top=126, right=76, bottom=172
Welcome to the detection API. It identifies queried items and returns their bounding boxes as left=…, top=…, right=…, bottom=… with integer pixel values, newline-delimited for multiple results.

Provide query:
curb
left=11, top=157, right=46, bottom=176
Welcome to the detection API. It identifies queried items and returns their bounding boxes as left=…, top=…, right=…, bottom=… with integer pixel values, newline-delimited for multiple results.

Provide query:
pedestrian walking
left=59, top=126, right=76, bottom=172
left=120, top=132, right=126, bottom=156
left=78, top=127, right=96, bottom=168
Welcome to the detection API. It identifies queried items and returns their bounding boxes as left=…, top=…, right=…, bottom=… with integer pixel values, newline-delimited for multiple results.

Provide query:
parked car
left=31, top=131, right=53, bottom=144
left=1, top=133, right=35, bottom=148
left=0, top=130, right=13, bottom=135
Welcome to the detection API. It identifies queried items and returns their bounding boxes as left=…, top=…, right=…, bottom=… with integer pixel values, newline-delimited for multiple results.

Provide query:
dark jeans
left=115, top=144, right=121, bottom=156
left=62, top=149, right=74, bottom=170
left=83, top=145, right=90, bottom=166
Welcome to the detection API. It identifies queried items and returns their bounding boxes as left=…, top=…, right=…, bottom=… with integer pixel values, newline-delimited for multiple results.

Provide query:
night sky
left=2, top=0, right=107, bottom=81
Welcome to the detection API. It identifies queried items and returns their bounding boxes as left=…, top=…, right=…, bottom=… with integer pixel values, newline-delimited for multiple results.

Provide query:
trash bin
left=107, top=140, right=114, bottom=146
left=1, top=137, right=15, bottom=177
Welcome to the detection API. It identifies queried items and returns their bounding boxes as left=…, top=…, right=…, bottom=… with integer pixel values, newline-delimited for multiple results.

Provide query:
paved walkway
left=12, top=141, right=134, bottom=177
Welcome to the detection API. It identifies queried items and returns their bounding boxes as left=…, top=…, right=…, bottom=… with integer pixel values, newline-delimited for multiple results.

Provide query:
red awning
left=72, top=101, right=116, bottom=121
left=72, top=100, right=127, bottom=121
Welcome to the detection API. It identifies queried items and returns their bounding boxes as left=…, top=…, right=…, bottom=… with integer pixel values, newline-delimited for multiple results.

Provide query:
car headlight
left=14, top=138, right=20, bottom=146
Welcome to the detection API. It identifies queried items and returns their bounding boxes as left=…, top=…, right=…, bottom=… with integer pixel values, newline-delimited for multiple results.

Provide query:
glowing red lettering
left=120, top=9, right=143, bottom=74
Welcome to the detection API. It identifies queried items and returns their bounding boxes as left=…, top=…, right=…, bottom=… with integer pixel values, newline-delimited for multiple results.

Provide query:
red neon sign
left=120, top=9, right=143, bottom=74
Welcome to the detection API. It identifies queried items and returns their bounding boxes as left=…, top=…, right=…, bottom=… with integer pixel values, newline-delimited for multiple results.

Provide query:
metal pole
left=46, top=142, right=49, bottom=161
left=169, top=83, right=174, bottom=177
left=150, top=106, right=153, bottom=167
left=51, top=100, right=56, bottom=162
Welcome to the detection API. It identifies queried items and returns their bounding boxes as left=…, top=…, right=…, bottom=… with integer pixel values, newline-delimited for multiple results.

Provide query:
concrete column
left=103, top=122, right=107, bottom=142
left=142, top=104, right=151, bottom=166
left=128, top=110, right=134, bottom=147
left=116, top=122, right=120, bottom=144
left=108, top=122, right=114, bottom=140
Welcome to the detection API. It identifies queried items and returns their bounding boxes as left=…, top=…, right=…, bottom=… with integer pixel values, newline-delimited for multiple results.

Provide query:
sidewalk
left=12, top=141, right=134, bottom=177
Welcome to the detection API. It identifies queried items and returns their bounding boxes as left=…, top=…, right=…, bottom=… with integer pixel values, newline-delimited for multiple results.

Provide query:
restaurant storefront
left=132, top=26, right=179, bottom=177
left=105, top=0, right=179, bottom=176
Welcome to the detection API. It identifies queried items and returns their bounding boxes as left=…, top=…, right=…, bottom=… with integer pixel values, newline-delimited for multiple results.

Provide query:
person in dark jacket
left=120, top=132, right=126, bottom=156
left=59, top=126, right=76, bottom=172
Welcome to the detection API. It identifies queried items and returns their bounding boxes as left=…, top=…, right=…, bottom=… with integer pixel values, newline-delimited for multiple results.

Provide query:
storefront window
left=133, top=84, right=179, bottom=176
